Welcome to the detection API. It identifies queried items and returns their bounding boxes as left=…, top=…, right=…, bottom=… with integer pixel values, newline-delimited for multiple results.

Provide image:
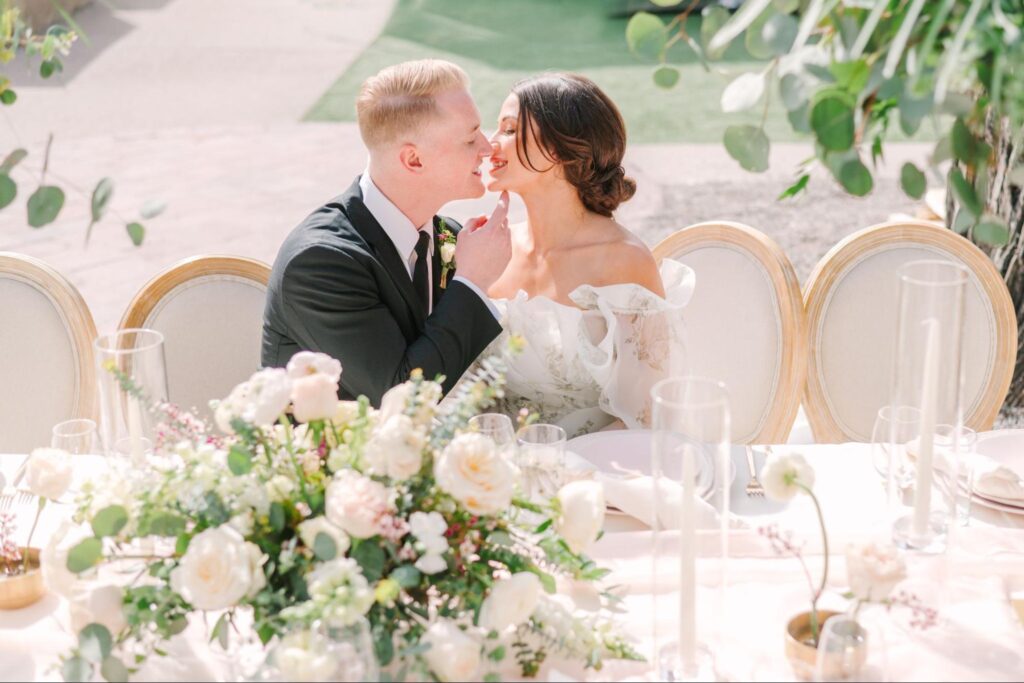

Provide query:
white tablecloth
left=2, top=444, right=1023, bottom=681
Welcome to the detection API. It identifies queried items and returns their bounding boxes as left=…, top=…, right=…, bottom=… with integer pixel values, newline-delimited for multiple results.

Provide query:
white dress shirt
left=359, top=173, right=499, bottom=319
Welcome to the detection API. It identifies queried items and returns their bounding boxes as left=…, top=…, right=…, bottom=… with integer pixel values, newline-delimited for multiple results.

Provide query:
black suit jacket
left=262, top=177, right=503, bottom=406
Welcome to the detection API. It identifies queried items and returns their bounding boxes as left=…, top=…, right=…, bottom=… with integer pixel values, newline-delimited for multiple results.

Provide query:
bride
left=472, top=73, right=693, bottom=437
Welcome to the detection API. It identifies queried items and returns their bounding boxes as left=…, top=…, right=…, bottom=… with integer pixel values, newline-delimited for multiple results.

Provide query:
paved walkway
left=0, top=0, right=935, bottom=333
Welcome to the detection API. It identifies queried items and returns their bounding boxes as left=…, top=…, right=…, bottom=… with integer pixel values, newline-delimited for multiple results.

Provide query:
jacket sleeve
left=280, top=245, right=502, bottom=405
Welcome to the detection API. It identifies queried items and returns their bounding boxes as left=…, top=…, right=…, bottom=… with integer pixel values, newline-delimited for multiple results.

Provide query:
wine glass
left=260, top=618, right=378, bottom=682
left=870, top=405, right=920, bottom=500
left=516, top=423, right=567, bottom=500
left=468, top=413, right=517, bottom=458
left=51, top=418, right=98, bottom=455
left=814, top=615, right=868, bottom=682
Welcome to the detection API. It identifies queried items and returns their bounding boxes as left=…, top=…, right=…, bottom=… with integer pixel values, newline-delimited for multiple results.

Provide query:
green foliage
left=91, top=505, right=129, bottom=538
left=723, top=124, right=770, bottom=172
left=900, top=162, right=927, bottom=200
left=27, top=185, right=65, bottom=227
left=66, top=537, right=102, bottom=573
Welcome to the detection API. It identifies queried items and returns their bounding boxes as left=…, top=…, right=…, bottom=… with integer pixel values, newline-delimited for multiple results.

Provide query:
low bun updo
left=511, top=73, right=635, bottom=217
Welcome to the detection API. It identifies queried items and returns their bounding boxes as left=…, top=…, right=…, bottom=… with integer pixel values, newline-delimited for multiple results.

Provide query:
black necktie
left=413, top=230, right=431, bottom=315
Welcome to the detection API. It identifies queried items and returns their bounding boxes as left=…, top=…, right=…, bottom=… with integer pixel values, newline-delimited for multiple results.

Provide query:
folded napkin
left=973, top=456, right=1024, bottom=502
left=597, top=472, right=741, bottom=530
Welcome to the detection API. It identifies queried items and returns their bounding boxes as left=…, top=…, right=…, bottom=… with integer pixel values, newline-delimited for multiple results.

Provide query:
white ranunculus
left=761, top=452, right=816, bottom=502
left=25, top=448, right=73, bottom=500
left=41, top=521, right=92, bottom=597
left=435, top=433, right=515, bottom=516
left=422, top=620, right=481, bottom=682
left=377, top=382, right=412, bottom=424
left=440, top=241, right=457, bottom=265
left=325, top=470, right=391, bottom=539
left=286, top=351, right=342, bottom=383
left=291, top=373, right=339, bottom=423
left=555, top=480, right=605, bottom=554
left=846, top=542, right=908, bottom=603
left=170, top=526, right=265, bottom=610
left=479, top=572, right=542, bottom=632
left=69, top=583, right=127, bottom=634
left=214, top=368, right=292, bottom=433
left=274, top=630, right=338, bottom=683
left=363, top=415, right=425, bottom=481
left=414, top=553, right=447, bottom=575
left=298, top=516, right=351, bottom=556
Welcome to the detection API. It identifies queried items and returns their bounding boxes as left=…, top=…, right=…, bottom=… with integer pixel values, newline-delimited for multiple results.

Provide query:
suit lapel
left=342, top=178, right=426, bottom=329
left=431, top=216, right=444, bottom=307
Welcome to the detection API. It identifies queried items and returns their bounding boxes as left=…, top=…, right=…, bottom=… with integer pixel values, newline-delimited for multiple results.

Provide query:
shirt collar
left=359, top=172, right=432, bottom=267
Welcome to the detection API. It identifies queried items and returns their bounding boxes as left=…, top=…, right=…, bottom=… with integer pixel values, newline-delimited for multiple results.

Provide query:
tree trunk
left=949, top=114, right=1024, bottom=407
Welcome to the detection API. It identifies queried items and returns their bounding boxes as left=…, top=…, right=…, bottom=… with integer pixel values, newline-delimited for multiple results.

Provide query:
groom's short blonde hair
left=357, top=59, right=470, bottom=150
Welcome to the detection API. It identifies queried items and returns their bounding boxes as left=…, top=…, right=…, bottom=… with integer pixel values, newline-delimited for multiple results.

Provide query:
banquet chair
left=802, top=220, right=1016, bottom=443
left=652, top=222, right=806, bottom=444
left=119, top=255, right=271, bottom=424
left=0, top=252, right=98, bottom=453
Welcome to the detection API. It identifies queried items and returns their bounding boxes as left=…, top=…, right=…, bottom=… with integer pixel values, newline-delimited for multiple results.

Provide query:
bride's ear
left=399, top=144, right=424, bottom=173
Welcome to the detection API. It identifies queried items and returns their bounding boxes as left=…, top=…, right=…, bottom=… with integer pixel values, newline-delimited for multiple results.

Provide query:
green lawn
left=306, top=0, right=933, bottom=145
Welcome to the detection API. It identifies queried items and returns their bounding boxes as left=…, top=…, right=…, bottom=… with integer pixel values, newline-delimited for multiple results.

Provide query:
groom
left=262, top=59, right=509, bottom=405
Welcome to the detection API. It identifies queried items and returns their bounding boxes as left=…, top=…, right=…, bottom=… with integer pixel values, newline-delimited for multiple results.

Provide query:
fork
left=744, top=446, right=764, bottom=497
left=0, top=490, right=34, bottom=513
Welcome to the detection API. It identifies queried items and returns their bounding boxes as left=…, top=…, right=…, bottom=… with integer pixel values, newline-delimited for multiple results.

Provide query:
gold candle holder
left=0, top=548, right=46, bottom=610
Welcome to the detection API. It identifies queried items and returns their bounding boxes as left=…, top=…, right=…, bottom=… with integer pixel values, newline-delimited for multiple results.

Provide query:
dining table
left=1, top=441, right=1023, bottom=682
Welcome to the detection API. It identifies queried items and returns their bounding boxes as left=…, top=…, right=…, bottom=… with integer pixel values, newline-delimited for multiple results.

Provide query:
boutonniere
left=438, top=218, right=457, bottom=289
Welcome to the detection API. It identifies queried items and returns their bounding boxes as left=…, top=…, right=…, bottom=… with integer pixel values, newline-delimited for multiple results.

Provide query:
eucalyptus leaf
left=700, top=5, right=731, bottom=59
left=778, top=173, right=810, bottom=200
left=721, top=72, right=765, bottom=113
left=91, top=505, right=129, bottom=538
left=389, top=565, right=422, bottom=589
left=949, top=168, right=982, bottom=217
left=804, top=63, right=836, bottom=83
left=147, top=512, right=186, bottom=536
left=0, top=148, right=27, bottom=173
left=0, top=174, right=15, bottom=209
left=829, top=59, right=870, bottom=94
left=900, top=162, right=927, bottom=199
left=352, top=542, right=386, bottom=582
left=90, top=177, right=114, bottom=223
left=779, top=73, right=807, bottom=111
left=100, top=656, right=129, bottom=683
left=974, top=215, right=1010, bottom=246
left=1, top=89, right=16, bottom=106
left=79, top=623, right=113, bottom=663
left=723, top=125, right=770, bottom=173
left=952, top=208, right=976, bottom=234
left=313, top=532, right=337, bottom=561
left=745, top=6, right=779, bottom=60
left=27, top=185, right=65, bottom=227
left=227, top=444, right=252, bottom=475
left=140, top=199, right=167, bottom=219
left=66, top=537, right=102, bottom=573
left=269, top=502, right=286, bottom=533
left=126, top=221, right=145, bottom=246
left=877, top=76, right=902, bottom=101
left=771, top=0, right=799, bottom=12
left=761, top=13, right=799, bottom=56
left=649, top=0, right=681, bottom=5
left=787, top=103, right=811, bottom=133
left=810, top=97, right=855, bottom=151
left=62, top=656, right=92, bottom=682
left=653, top=65, right=680, bottom=90
left=625, top=12, right=666, bottom=60
left=838, top=160, right=874, bottom=196
left=932, top=135, right=953, bottom=165
left=708, top=0, right=773, bottom=55
left=898, top=88, right=932, bottom=136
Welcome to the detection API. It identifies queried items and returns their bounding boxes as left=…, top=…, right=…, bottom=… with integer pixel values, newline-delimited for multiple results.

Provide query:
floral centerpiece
left=54, top=348, right=640, bottom=682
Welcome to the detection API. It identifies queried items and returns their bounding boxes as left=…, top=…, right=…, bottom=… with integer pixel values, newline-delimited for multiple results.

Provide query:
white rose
left=69, top=584, right=127, bottom=634
left=363, top=415, right=425, bottom=481
left=298, top=516, right=351, bottom=556
left=555, top=480, right=605, bottom=554
left=215, top=368, right=292, bottom=433
left=378, top=382, right=412, bottom=424
left=414, top=553, right=448, bottom=575
left=274, top=630, right=338, bottom=683
left=25, top=448, right=73, bottom=500
left=846, top=542, right=907, bottom=603
left=41, top=521, right=92, bottom=597
left=409, top=511, right=448, bottom=540
left=325, top=471, right=391, bottom=539
left=170, top=526, right=264, bottom=610
left=479, top=572, right=542, bottom=632
left=761, top=452, right=816, bottom=502
left=422, top=620, right=480, bottom=682
left=435, top=434, right=515, bottom=515
left=440, top=241, right=456, bottom=265
left=286, top=351, right=342, bottom=383
left=291, top=373, right=339, bottom=423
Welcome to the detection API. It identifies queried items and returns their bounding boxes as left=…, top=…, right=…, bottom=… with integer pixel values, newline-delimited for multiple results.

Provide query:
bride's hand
left=454, top=192, right=511, bottom=290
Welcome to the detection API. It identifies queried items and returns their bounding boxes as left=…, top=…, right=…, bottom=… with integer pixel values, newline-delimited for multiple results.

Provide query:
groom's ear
left=398, top=144, right=424, bottom=174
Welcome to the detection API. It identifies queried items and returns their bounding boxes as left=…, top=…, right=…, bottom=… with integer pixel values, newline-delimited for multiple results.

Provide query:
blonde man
left=263, top=60, right=510, bottom=405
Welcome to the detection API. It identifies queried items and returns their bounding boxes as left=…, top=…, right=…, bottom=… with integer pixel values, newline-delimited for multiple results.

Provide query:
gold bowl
left=0, top=548, right=46, bottom=610
left=785, top=609, right=867, bottom=681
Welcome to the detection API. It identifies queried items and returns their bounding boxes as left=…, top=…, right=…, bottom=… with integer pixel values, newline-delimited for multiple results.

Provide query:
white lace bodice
left=481, top=259, right=694, bottom=438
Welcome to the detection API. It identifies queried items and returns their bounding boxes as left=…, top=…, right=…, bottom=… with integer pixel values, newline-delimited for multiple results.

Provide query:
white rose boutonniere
left=437, top=219, right=457, bottom=289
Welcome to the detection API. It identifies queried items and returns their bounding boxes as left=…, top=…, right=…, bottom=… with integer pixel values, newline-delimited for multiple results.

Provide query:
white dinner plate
left=566, top=429, right=735, bottom=500
left=971, top=430, right=1024, bottom=509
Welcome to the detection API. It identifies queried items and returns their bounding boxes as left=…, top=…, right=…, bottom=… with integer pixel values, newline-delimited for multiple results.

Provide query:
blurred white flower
left=298, top=516, right=351, bottom=556
left=266, top=474, right=296, bottom=502
left=69, top=583, right=127, bottom=635
left=435, top=433, right=515, bottom=516
left=274, top=629, right=338, bottom=683
left=25, top=448, right=73, bottom=500
left=363, top=415, right=425, bottom=481
left=378, top=383, right=412, bottom=424
left=409, top=511, right=447, bottom=540
left=422, top=620, right=480, bottom=682
left=215, top=368, right=292, bottom=433
left=291, top=373, right=339, bottom=423
left=846, top=542, right=907, bottom=603
left=440, top=241, right=457, bottom=265
left=306, top=558, right=374, bottom=627
left=286, top=351, right=342, bottom=383
left=761, top=452, right=815, bottom=502
left=555, top=480, right=605, bottom=554
left=325, top=471, right=391, bottom=539
left=40, top=521, right=92, bottom=597
left=170, top=526, right=265, bottom=610
left=414, top=553, right=447, bottom=575
left=479, top=572, right=542, bottom=632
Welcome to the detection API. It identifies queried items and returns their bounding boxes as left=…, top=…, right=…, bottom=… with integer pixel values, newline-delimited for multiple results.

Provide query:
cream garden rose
left=325, top=470, right=391, bottom=539
left=291, top=373, right=339, bottom=423
left=363, top=414, right=425, bottom=481
left=435, top=433, right=515, bottom=515
left=25, top=448, right=73, bottom=500
left=286, top=351, right=342, bottom=382
left=215, top=368, right=292, bottom=433
left=422, top=620, right=481, bottom=682
left=555, top=480, right=605, bottom=554
left=170, top=526, right=266, bottom=610
left=846, top=542, right=907, bottom=602
left=479, top=572, right=542, bottom=632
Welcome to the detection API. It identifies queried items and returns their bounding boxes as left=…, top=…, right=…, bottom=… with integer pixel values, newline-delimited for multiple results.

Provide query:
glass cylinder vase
left=94, top=329, right=169, bottom=464
left=889, top=261, right=967, bottom=554
left=650, top=376, right=731, bottom=682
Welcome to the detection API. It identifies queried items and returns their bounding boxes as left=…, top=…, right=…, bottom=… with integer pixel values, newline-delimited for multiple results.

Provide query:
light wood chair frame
left=119, top=255, right=271, bottom=331
left=0, top=251, right=98, bottom=423
left=653, top=221, right=807, bottom=444
left=802, top=220, right=1017, bottom=443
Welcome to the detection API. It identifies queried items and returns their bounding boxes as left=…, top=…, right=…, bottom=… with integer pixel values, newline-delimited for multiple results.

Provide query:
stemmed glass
left=468, top=413, right=517, bottom=459
left=871, top=405, right=921, bottom=503
left=51, top=418, right=98, bottom=455
left=516, top=423, right=566, bottom=500
left=814, top=615, right=869, bottom=682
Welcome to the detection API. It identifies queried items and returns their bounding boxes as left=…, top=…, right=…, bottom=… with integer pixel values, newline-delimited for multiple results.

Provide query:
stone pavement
left=0, top=0, right=936, bottom=333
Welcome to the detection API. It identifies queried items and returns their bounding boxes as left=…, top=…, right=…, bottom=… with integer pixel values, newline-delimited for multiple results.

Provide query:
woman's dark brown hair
left=511, top=73, right=636, bottom=217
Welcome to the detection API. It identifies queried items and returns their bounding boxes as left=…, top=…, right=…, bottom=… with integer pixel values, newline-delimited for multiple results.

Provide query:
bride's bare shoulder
left=580, top=220, right=664, bottom=296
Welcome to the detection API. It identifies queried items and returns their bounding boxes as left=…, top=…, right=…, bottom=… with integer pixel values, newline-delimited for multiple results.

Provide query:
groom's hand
left=454, top=191, right=511, bottom=291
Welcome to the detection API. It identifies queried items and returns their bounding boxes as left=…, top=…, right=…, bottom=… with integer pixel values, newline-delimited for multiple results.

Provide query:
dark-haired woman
left=472, top=73, right=694, bottom=437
